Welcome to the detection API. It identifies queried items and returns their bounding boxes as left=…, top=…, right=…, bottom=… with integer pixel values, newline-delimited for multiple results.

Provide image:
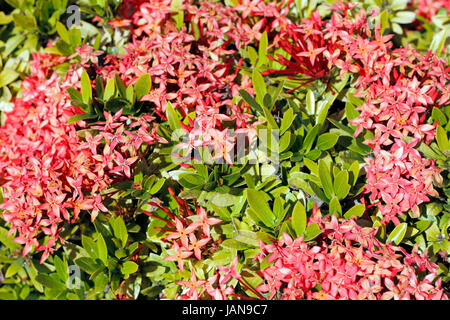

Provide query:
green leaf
left=81, top=70, right=92, bottom=106
left=316, top=75, right=348, bottom=124
left=126, top=84, right=134, bottom=102
left=387, top=223, right=408, bottom=245
left=70, top=27, right=82, bottom=47
left=234, top=230, right=260, bottom=247
left=0, top=12, right=12, bottom=25
left=318, top=159, right=334, bottom=200
left=246, top=189, right=275, bottom=227
left=392, top=11, right=416, bottom=24
left=263, top=93, right=272, bottom=109
left=82, top=235, right=98, bottom=259
left=329, top=197, right=342, bottom=215
left=135, top=74, right=152, bottom=100
left=97, top=233, right=108, bottom=265
left=122, top=261, right=139, bottom=275
left=306, top=90, right=315, bottom=115
left=35, top=274, right=66, bottom=291
left=54, top=256, right=69, bottom=283
left=316, top=133, right=338, bottom=150
left=280, top=108, right=295, bottom=135
left=239, top=89, right=264, bottom=115
left=257, top=31, right=269, bottom=67
left=436, top=125, right=449, bottom=151
left=431, top=108, right=447, bottom=125
left=248, top=46, right=258, bottom=65
left=304, top=223, right=323, bottom=241
left=379, top=10, right=389, bottom=34
left=56, top=21, right=70, bottom=44
left=221, top=239, right=250, bottom=250
left=252, top=69, right=267, bottom=106
left=0, top=227, right=20, bottom=250
left=263, top=106, right=279, bottom=129
left=343, top=204, right=365, bottom=219
left=210, top=193, right=238, bottom=207
left=348, top=161, right=360, bottom=186
left=171, top=0, right=184, bottom=30
left=415, top=220, right=431, bottom=233
left=166, top=101, right=181, bottom=130
left=0, top=69, right=19, bottom=87
left=111, top=216, right=128, bottom=248
left=67, top=113, right=97, bottom=124
left=333, top=171, right=350, bottom=200
left=115, top=75, right=127, bottom=98
left=96, top=76, right=104, bottom=100
left=74, top=257, right=98, bottom=274
left=291, top=201, right=307, bottom=237
left=303, top=125, right=319, bottom=153
left=5, top=261, right=22, bottom=278
left=104, top=77, right=116, bottom=101
left=345, top=101, right=360, bottom=124
left=279, top=131, right=291, bottom=153
left=268, top=80, right=284, bottom=110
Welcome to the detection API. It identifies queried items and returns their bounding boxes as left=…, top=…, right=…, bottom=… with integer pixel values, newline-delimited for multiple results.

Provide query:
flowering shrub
left=0, top=0, right=448, bottom=300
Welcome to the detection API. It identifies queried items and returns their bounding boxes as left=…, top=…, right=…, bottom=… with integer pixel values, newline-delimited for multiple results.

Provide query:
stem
left=143, top=210, right=173, bottom=225
left=238, top=278, right=266, bottom=300
left=229, top=293, right=257, bottom=300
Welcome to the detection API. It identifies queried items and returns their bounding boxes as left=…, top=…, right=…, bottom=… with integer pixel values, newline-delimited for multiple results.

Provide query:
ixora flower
left=266, top=3, right=448, bottom=224
left=254, top=207, right=448, bottom=300
left=0, top=0, right=448, bottom=302
left=0, top=48, right=163, bottom=262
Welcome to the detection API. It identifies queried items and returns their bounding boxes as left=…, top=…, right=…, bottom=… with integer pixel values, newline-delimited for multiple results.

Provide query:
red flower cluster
left=0, top=51, right=163, bottom=262
left=103, top=0, right=293, bottom=166
left=253, top=206, right=448, bottom=300
left=176, top=257, right=241, bottom=300
left=145, top=188, right=221, bottom=272
left=409, top=0, right=450, bottom=22
left=267, top=3, right=449, bottom=224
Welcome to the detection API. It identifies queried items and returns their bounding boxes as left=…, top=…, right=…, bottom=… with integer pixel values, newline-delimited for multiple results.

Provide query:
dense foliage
left=0, top=0, right=449, bottom=300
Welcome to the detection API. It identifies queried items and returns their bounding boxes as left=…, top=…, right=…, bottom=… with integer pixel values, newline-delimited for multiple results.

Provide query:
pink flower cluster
left=345, top=41, right=448, bottom=224
left=267, top=3, right=448, bottom=224
left=409, top=0, right=450, bottom=22
left=145, top=188, right=221, bottom=272
left=103, top=0, right=292, bottom=166
left=253, top=206, right=448, bottom=300
left=0, top=52, right=162, bottom=262
left=176, top=257, right=241, bottom=300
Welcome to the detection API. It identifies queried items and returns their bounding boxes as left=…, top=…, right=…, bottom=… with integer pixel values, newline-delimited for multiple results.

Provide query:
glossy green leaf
left=246, top=189, right=275, bottom=227
left=387, top=223, right=408, bottom=245
left=343, top=204, right=365, bottom=219
left=291, top=201, right=307, bottom=237
left=329, top=197, right=342, bottom=215
left=333, top=171, right=350, bottom=200
left=122, top=261, right=139, bottom=275
left=35, top=274, right=66, bottom=291
left=54, top=256, right=68, bottom=283
left=239, top=89, right=264, bottom=115
left=166, top=101, right=181, bottom=130
left=104, top=77, right=116, bottom=101
left=67, top=113, right=97, bottom=124
left=97, top=233, right=108, bottom=265
left=135, top=74, right=152, bottom=100
left=436, top=125, right=449, bottom=151
left=80, top=70, right=92, bottom=105
left=316, top=133, right=338, bottom=150
left=0, top=69, right=19, bottom=87
left=318, top=159, right=334, bottom=200
left=304, top=223, right=323, bottom=241
left=252, top=69, right=267, bottom=106
left=257, top=31, right=269, bottom=67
